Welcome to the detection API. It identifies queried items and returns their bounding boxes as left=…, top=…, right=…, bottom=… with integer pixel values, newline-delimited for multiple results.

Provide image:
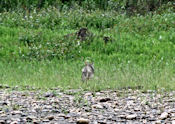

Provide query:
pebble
left=46, top=115, right=54, bottom=120
left=126, top=114, right=137, bottom=120
left=10, top=121, right=18, bottom=124
left=92, top=104, right=103, bottom=109
left=77, top=118, right=89, bottom=124
left=155, top=120, right=161, bottom=124
left=172, top=120, right=175, bottom=124
left=159, top=112, right=169, bottom=120
left=0, top=120, right=6, bottom=124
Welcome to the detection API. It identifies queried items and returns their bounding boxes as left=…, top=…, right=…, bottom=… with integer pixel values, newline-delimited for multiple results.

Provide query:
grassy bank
left=0, top=4, right=175, bottom=91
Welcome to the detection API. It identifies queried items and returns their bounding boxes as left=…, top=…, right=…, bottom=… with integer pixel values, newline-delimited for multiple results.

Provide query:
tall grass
left=0, top=60, right=175, bottom=91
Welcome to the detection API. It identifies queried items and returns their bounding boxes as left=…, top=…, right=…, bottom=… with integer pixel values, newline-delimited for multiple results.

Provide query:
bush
left=0, top=0, right=173, bottom=15
left=18, top=30, right=87, bottom=61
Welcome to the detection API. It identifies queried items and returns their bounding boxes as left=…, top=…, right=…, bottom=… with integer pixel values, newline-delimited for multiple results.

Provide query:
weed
left=74, top=93, right=89, bottom=107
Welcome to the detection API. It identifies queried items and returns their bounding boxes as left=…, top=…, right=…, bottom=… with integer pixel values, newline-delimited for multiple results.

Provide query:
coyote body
left=82, top=63, right=94, bottom=82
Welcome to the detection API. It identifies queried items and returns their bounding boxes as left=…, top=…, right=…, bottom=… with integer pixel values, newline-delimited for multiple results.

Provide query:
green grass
left=0, top=6, right=175, bottom=91
left=0, top=60, right=175, bottom=91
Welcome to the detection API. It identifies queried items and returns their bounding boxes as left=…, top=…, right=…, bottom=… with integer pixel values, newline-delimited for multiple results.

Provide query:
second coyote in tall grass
left=82, top=61, right=94, bottom=82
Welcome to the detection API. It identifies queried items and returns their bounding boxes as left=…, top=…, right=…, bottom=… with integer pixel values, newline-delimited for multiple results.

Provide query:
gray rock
left=92, top=104, right=103, bottom=109
left=172, top=120, right=175, bottom=124
left=155, top=120, right=162, bottom=124
left=159, top=112, right=169, bottom=120
left=126, top=114, right=137, bottom=120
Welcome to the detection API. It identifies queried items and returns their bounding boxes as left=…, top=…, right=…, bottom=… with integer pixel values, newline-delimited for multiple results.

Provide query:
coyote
left=82, top=61, right=94, bottom=82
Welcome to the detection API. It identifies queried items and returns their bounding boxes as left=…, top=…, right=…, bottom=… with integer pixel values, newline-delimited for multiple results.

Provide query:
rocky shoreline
left=0, top=87, right=175, bottom=124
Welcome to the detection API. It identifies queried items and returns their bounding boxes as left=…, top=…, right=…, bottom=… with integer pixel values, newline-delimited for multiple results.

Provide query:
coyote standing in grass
left=82, top=61, right=94, bottom=82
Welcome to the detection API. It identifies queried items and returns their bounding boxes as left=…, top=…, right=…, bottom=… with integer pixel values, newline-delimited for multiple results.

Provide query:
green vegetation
left=0, top=1, right=175, bottom=91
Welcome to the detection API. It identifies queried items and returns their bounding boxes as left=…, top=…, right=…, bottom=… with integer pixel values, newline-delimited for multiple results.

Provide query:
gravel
left=0, top=87, right=175, bottom=124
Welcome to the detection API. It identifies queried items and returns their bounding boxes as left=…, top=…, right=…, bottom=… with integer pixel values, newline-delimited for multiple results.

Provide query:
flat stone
left=84, top=93, right=92, bottom=96
left=33, top=120, right=40, bottom=124
left=44, top=92, right=56, bottom=97
left=42, top=119, right=50, bottom=122
left=172, top=120, right=175, bottom=124
left=126, top=114, right=137, bottom=120
left=159, top=112, right=169, bottom=120
left=26, top=116, right=36, bottom=122
left=11, top=111, right=22, bottom=115
left=92, top=104, right=103, bottom=109
left=10, top=121, right=18, bottom=124
left=97, top=120, right=107, bottom=124
left=0, top=102, right=8, bottom=106
left=155, top=120, right=161, bottom=124
left=46, top=115, right=54, bottom=120
left=77, top=118, right=89, bottom=124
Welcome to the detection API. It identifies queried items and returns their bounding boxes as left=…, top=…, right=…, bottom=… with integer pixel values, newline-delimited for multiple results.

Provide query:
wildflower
left=159, top=35, right=162, bottom=40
